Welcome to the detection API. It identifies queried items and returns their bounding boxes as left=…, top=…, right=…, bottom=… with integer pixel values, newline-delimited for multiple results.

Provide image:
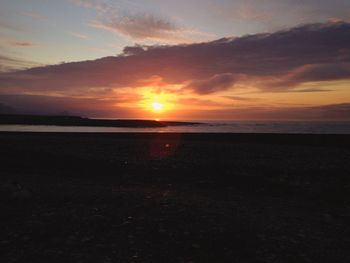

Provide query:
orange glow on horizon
left=139, top=88, right=175, bottom=116
left=112, top=79, right=350, bottom=120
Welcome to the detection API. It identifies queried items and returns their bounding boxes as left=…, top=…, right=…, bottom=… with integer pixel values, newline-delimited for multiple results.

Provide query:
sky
left=0, top=0, right=350, bottom=120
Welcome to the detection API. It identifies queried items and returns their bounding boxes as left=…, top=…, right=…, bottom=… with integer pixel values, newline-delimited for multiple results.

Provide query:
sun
left=139, top=89, right=175, bottom=114
left=151, top=101, right=164, bottom=111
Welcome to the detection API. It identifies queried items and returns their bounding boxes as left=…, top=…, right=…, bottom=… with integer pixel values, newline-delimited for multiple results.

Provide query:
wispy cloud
left=0, top=20, right=23, bottom=32
left=68, top=31, right=89, bottom=39
left=71, top=0, right=110, bottom=13
left=9, top=41, right=36, bottom=47
left=91, top=13, right=191, bottom=43
left=223, top=96, right=258, bottom=101
left=0, top=55, right=41, bottom=72
left=21, top=11, right=47, bottom=21
left=285, top=88, right=333, bottom=93
left=73, top=0, right=209, bottom=43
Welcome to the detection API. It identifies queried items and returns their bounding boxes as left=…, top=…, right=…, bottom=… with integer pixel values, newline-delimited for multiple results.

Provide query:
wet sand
left=1, top=132, right=350, bottom=262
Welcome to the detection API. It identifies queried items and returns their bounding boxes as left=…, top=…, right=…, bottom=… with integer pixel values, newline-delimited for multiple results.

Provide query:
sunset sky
left=1, top=0, right=350, bottom=120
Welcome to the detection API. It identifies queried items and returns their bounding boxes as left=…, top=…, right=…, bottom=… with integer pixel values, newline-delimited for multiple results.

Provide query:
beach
left=1, top=132, right=350, bottom=262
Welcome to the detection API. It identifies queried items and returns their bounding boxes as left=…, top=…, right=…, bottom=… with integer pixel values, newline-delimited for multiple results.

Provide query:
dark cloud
left=264, top=103, right=350, bottom=120
left=183, top=73, right=240, bottom=94
left=287, top=88, right=333, bottom=93
left=1, top=22, right=350, bottom=93
left=292, top=63, right=350, bottom=83
left=308, top=103, right=350, bottom=119
left=266, top=63, right=350, bottom=89
left=0, top=94, right=139, bottom=118
left=223, top=96, right=258, bottom=101
left=0, top=103, right=16, bottom=114
left=175, top=97, right=222, bottom=106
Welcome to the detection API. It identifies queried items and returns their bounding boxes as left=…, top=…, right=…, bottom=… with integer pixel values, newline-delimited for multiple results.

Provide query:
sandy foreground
left=1, top=132, right=350, bottom=262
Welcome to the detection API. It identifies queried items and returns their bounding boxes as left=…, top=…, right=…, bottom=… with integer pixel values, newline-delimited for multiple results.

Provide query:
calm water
left=1, top=121, right=350, bottom=134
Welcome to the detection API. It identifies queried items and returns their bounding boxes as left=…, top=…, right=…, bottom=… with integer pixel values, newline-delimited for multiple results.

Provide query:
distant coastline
left=0, top=114, right=202, bottom=128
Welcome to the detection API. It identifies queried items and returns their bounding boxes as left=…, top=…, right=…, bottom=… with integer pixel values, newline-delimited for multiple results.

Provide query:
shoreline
left=0, top=114, right=202, bottom=128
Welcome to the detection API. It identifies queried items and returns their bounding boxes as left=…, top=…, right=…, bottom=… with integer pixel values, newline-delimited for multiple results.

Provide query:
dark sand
left=1, top=132, right=350, bottom=262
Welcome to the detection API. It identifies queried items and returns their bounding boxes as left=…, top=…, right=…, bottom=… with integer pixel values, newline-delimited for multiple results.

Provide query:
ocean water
left=1, top=121, right=350, bottom=134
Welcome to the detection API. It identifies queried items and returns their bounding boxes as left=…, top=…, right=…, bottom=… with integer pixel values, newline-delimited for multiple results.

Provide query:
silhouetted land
left=0, top=114, right=201, bottom=128
left=1, top=132, right=350, bottom=262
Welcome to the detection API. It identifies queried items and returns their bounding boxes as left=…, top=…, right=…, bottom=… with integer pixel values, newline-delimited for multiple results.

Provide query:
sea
left=1, top=121, right=350, bottom=134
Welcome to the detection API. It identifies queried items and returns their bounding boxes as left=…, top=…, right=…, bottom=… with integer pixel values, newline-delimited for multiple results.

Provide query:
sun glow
left=152, top=101, right=164, bottom=111
left=139, top=88, right=175, bottom=115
